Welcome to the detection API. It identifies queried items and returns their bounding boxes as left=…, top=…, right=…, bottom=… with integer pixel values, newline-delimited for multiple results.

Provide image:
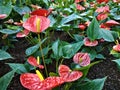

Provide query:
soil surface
left=0, top=34, right=120, bottom=90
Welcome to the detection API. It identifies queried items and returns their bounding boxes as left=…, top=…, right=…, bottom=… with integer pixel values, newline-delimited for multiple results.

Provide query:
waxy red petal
left=113, top=44, right=120, bottom=52
left=31, top=9, right=50, bottom=17
left=58, top=65, right=83, bottom=82
left=78, top=24, right=86, bottom=30
left=23, top=15, right=50, bottom=33
left=97, top=0, right=109, bottom=3
left=20, top=73, right=41, bottom=90
left=73, top=53, right=90, bottom=66
left=76, top=4, right=85, bottom=11
left=16, top=29, right=30, bottom=38
left=105, top=20, right=120, bottom=26
left=20, top=73, right=64, bottom=90
left=84, top=37, right=98, bottom=47
left=27, top=56, right=44, bottom=69
left=97, top=13, right=108, bottom=21
left=96, top=6, right=109, bottom=13
left=0, top=14, right=7, bottom=19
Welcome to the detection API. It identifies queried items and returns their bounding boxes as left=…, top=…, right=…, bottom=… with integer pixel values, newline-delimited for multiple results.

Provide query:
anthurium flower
left=84, top=37, right=98, bottom=46
left=0, top=14, right=7, bottom=19
left=75, top=0, right=83, bottom=3
left=16, top=29, right=30, bottom=38
left=31, top=8, right=52, bottom=17
left=95, top=6, right=109, bottom=13
left=78, top=24, right=86, bottom=30
left=23, top=15, right=50, bottom=33
left=97, top=0, right=109, bottom=3
left=105, top=20, right=120, bottom=26
left=20, top=73, right=65, bottom=90
left=100, top=23, right=110, bottom=30
left=113, top=0, right=120, bottom=3
left=76, top=4, right=85, bottom=11
left=73, top=52, right=90, bottom=66
left=31, top=4, right=41, bottom=9
left=97, top=13, right=108, bottom=21
left=113, top=44, right=120, bottom=52
left=27, top=56, right=44, bottom=69
left=58, top=65, right=83, bottom=82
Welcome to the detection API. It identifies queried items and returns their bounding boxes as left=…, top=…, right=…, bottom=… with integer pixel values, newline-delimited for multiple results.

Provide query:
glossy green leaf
left=0, top=70, right=16, bottom=90
left=62, top=41, right=83, bottom=59
left=74, top=77, right=107, bottom=90
left=0, top=50, right=13, bottom=60
left=52, top=39, right=64, bottom=59
left=113, top=59, right=120, bottom=70
left=98, top=29, right=114, bottom=42
left=7, top=63, right=28, bottom=74
left=87, top=17, right=100, bottom=41
left=0, top=29, right=20, bottom=34
left=26, top=38, right=47, bottom=56
left=82, top=47, right=97, bottom=60
left=74, top=61, right=101, bottom=78
left=26, top=43, right=41, bottom=56
left=13, top=5, right=31, bottom=15
left=0, top=0, right=12, bottom=16
left=60, top=14, right=82, bottom=25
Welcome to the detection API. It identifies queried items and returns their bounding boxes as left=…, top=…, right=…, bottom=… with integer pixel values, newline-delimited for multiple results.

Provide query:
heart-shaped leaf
left=74, top=77, right=107, bottom=90
left=62, top=41, right=83, bottom=59
left=87, top=17, right=100, bottom=41
left=0, top=0, right=12, bottom=17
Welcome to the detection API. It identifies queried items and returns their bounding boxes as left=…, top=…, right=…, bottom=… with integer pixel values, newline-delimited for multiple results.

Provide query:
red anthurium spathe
left=84, top=37, right=98, bottom=46
left=20, top=73, right=65, bottom=90
left=76, top=4, right=85, bottom=11
left=23, top=15, right=50, bottom=33
left=78, top=24, right=86, bottom=30
left=28, top=56, right=44, bottom=69
left=100, top=23, right=110, bottom=30
left=95, top=6, right=109, bottom=13
left=16, top=29, right=30, bottom=38
left=58, top=65, right=83, bottom=82
left=73, top=52, right=90, bottom=66
left=97, top=0, right=109, bottom=3
left=105, top=20, right=120, bottom=26
left=31, top=8, right=52, bottom=17
left=97, top=13, right=108, bottom=21
left=113, top=44, right=120, bottom=52
left=0, top=14, right=7, bottom=19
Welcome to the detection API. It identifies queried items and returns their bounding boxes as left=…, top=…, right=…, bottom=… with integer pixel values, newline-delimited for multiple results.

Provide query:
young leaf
left=87, top=17, right=100, bottom=41
left=0, top=50, right=13, bottom=60
left=0, top=70, right=16, bottom=90
left=75, top=77, right=107, bottom=90
left=62, top=41, right=83, bottom=59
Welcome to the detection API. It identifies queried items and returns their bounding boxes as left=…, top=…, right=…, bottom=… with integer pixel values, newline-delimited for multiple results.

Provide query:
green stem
left=56, top=60, right=59, bottom=72
left=60, top=58, right=64, bottom=65
left=38, top=34, right=48, bottom=77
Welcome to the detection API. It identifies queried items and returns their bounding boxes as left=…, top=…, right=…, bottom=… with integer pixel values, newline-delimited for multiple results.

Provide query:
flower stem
left=38, top=34, right=48, bottom=77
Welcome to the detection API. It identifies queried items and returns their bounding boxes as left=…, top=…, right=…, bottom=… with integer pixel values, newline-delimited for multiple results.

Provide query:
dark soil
left=0, top=33, right=120, bottom=90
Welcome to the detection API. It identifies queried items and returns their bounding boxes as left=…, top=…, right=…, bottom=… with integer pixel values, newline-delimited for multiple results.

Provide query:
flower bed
left=0, top=0, right=120, bottom=90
